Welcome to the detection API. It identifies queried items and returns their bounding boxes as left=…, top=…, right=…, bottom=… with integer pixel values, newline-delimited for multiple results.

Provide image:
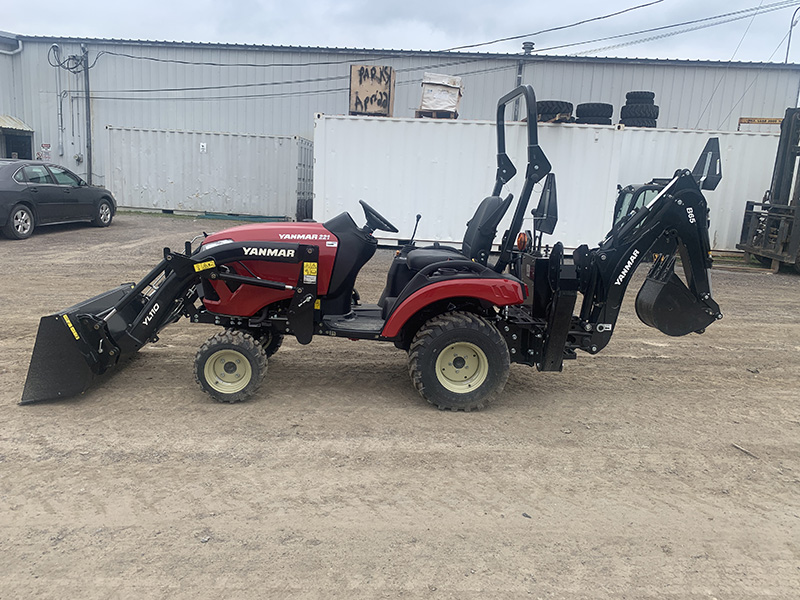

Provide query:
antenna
left=409, top=214, right=422, bottom=244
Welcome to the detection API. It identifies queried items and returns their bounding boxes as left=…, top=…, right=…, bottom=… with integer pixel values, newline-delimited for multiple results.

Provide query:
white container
left=313, top=114, right=779, bottom=251
left=107, top=126, right=313, bottom=219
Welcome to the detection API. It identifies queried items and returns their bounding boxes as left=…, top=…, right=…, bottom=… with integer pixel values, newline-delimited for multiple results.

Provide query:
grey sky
left=4, top=0, right=798, bottom=63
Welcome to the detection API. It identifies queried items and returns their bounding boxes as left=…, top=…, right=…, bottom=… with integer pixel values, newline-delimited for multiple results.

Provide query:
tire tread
left=408, top=311, right=510, bottom=411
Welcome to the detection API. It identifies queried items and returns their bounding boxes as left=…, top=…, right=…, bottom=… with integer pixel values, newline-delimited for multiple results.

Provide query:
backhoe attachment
left=574, top=168, right=722, bottom=353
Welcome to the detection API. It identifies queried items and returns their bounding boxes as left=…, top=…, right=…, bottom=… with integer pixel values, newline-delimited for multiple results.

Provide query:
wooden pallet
left=415, top=110, right=458, bottom=119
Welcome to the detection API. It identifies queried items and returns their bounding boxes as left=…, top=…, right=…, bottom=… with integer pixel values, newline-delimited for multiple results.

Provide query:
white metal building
left=0, top=31, right=798, bottom=221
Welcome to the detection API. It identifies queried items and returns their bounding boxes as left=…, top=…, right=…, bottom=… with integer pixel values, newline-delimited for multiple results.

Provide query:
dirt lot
left=0, top=212, right=798, bottom=599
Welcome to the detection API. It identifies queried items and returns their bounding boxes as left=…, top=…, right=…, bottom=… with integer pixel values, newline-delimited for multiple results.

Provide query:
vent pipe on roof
left=522, top=41, right=534, bottom=55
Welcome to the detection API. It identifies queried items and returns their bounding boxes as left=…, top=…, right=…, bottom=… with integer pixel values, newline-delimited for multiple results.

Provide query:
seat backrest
left=461, top=195, right=512, bottom=265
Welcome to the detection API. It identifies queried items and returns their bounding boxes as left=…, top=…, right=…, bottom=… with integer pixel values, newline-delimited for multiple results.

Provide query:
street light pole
left=786, top=6, right=800, bottom=64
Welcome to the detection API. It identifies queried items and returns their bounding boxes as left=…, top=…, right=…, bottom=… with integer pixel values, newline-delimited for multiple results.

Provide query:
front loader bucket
left=21, top=284, right=136, bottom=404
left=635, top=257, right=719, bottom=337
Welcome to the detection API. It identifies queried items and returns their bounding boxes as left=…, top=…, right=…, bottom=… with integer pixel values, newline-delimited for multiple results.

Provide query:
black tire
left=756, top=255, right=773, bottom=268
left=195, top=329, right=267, bottom=403
left=576, top=102, right=613, bottom=118
left=620, top=118, right=658, bottom=128
left=256, top=329, right=284, bottom=357
left=576, top=117, right=613, bottom=125
left=621, top=103, right=659, bottom=120
left=92, top=198, right=114, bottom=227
left=408, top=311, right=510, bottom=411
left=537, top=100, right=573, bottom=116
left=2, top=203, right=34, bottom=240
left=625, top=91, right=655, bottom=103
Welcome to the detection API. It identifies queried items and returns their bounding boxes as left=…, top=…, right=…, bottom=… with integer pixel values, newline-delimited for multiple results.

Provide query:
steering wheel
left=359, top=200, right=399, bottom=233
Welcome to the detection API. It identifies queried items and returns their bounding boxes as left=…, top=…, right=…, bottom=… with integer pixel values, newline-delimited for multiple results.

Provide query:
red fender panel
left=380, top=278, right=525, bottom=338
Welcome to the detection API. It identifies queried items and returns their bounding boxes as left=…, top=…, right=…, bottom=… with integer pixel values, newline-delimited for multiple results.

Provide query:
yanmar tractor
left=22, top=86, right=723, bottom=410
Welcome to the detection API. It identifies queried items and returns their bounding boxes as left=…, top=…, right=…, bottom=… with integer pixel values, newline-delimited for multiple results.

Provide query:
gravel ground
left=0, top=211, right=798, bottom=599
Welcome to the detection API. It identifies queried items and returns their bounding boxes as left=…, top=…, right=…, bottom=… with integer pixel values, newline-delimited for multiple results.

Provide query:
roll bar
left=492, top=85, right=552, bottom=273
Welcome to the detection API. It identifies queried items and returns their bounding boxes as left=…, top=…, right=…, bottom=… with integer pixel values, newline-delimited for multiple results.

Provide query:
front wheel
left=408, top=311, right=510, bottom=411
left=194, top=329, right=267, bottom=403
left=256, top=329, right=284, bottom=357
left=92, top=199, right=113, bottom=227
left=3, top=204, right=34, bottom=239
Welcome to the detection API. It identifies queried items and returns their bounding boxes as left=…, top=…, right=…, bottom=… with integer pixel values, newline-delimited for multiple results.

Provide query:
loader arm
left=574, top=169, right=722, bottom=354
left=21, top=241, right=320, bottom=404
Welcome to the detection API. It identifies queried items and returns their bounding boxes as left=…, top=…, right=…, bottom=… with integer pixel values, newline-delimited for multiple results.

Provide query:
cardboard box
left=420, top=72, right=463, bottom=113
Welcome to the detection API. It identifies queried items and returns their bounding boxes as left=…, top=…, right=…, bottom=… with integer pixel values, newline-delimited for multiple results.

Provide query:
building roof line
left=8, top=33, right=800, bottom=70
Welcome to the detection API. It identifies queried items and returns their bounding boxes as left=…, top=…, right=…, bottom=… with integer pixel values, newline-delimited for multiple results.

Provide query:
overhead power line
left=442, top=0, right=664, bottom=52
left=535, top=0, right=800, bottom=54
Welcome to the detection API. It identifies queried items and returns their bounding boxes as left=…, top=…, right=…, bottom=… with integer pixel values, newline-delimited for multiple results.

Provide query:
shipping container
left=313, top=114, right=780, bottom=251
left=107, top=126, right=313, bottom=219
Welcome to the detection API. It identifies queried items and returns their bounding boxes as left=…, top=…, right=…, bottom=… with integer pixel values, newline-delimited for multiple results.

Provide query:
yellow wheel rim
left=435, top=342, right=489, bottom=394
left=204, top=349, right=252, bottom=394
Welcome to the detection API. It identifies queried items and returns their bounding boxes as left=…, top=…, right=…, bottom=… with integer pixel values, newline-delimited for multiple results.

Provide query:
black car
left=0, top=160, right=117, bottom=240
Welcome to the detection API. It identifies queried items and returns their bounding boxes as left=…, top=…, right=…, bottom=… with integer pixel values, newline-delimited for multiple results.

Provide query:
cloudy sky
left=3, top=0, right=798, bottom=63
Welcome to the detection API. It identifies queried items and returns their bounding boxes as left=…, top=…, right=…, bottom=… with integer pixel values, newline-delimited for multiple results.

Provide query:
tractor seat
left=405, top=247, right=465, bottom=271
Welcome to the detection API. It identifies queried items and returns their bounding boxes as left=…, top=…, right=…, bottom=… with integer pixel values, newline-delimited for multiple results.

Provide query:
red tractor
left=22, top=86, right=722, bottom=410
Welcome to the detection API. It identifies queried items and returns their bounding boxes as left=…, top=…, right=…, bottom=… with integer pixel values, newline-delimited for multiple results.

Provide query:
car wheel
left=2, top=204, right=35, bottom=240
left=92, top=199, right=113, bottom=227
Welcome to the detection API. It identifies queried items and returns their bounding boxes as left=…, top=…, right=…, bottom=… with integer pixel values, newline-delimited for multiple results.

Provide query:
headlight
left=202, top=238, right=234, bottom=250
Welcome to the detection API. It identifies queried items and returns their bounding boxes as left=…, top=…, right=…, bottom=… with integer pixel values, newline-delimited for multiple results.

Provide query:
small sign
left=199, top=142, right=207, bottom=153
left=349, top=65, right=395, bottom=117
left=738, top=117, right=782, bottom=125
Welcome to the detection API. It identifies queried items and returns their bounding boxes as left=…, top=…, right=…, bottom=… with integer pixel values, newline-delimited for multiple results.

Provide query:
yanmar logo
left=279, top=233, right=331, bottom=241
left=614, top=250, right=640, bottom=286
left=243, top=247, right=296, bottom=258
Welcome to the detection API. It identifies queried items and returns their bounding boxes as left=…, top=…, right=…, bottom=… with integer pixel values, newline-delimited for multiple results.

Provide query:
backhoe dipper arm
left=575, top=170, right=722, bottom=354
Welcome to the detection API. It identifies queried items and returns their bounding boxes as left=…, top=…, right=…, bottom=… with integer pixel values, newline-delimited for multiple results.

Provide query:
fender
left=380, top=278, right=524, bottom=338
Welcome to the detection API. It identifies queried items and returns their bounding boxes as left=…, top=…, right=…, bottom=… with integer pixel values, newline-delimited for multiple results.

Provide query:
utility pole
left=81, top=44, right=92, bottom=185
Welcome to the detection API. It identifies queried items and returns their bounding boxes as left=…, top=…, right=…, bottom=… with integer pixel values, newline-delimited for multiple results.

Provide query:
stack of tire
left=619, top=91, right=659, bottom=128
left=537, top=100, right=573, bottom=123
left=575, top=102, right=613, bottom=125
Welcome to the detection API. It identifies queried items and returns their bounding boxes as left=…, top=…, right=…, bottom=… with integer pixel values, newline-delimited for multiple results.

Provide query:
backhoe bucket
left=21, top=284, right=136, bottom=404
left=635, top=257, right=718, bottom=337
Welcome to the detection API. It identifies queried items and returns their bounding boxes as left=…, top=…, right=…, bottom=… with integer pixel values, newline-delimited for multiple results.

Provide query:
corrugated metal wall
left=313, top=114, right=780, bottom=251
left=0, top=37, right=796, bottom=216
left=522, top=59, right=799, bottom=132
left=107, top=127, right=312, bottom=218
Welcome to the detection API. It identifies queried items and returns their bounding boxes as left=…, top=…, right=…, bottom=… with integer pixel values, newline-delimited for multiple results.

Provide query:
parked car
left=0, top=160, right=117, bottom=240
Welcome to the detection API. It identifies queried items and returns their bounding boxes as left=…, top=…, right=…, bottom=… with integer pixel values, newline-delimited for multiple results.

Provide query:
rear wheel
left=195, top=329, right=267, bottom=403
left=3, top=204, right=34, bottom=239
left=92, top=199, right=113, bottom=227
left=408, top=311, right=510, bottom=411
